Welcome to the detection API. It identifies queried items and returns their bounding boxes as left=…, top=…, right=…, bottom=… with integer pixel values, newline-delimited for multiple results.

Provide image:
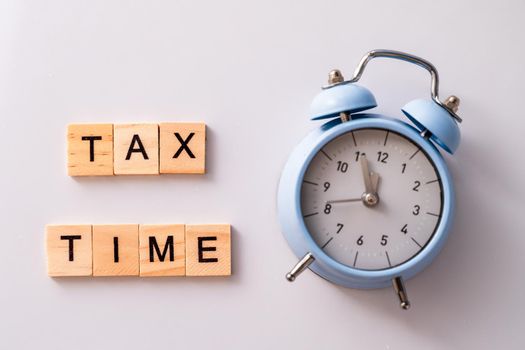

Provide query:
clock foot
left=392, top=276, right=411, bottom=310
left=286, top=252, right=315, bottom=282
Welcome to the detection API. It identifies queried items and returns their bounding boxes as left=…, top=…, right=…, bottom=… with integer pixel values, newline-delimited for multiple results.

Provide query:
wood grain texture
left=92, top=224, right=139, bottom=276
left=46, top=225, right=93, bottom=276
left=139, top=224, right=185, bottom=276
left=67, top=124, right=114, bottom=176
left=185, top=224, right=231, bottom=276
left=159, top=122, right=206, bottom=174
left=114, top=124, right=159, bottom=175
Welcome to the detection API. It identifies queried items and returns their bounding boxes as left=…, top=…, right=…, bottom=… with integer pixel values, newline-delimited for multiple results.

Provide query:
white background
left=1, top=1, right=524, bottom=349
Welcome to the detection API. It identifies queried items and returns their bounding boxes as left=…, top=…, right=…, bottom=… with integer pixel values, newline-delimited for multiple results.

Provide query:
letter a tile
left=114, top=124, right=159, bottom=175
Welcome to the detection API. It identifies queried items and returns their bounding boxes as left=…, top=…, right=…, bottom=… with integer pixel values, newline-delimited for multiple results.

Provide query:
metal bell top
left=402, top=97, right=461, bottom=154
left=310, top=69, right=377, bottom=120
left=311, top=50, right=462, bottom=154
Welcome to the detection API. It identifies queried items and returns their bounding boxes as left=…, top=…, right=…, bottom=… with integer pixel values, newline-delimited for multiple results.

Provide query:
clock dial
left=301, top=128, right=443, bottom=270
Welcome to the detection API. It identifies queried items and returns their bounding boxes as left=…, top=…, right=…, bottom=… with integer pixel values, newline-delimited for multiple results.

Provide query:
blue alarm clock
left=277, top=50, right=462, bottom=309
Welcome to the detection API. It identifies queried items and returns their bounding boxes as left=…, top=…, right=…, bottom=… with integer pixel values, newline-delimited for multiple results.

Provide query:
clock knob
left=444, top=95, right=460, bottom=113
left=328, top=69, right=345, bottom=84
left=402, top=98, right=461, bottom=154
left=310, top=70, right=377, bottom=120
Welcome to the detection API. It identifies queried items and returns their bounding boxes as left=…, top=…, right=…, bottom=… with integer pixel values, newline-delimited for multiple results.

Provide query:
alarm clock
left=277, top=50, right=462, bottom=309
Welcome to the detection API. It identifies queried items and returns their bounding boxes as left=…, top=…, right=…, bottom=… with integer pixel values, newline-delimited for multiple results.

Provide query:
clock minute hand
left=360, top=155, right=374, bottom=194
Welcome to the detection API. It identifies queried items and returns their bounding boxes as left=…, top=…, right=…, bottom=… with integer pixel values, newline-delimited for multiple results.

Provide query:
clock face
left=300, top=128, right=443, bottom=271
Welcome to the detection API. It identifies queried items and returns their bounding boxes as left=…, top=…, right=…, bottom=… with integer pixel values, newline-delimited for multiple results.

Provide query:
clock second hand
left=326, top=176, right=379, bottom=205
left=327, top=158, right=381, bottom=206
left=326, top=198, right=362, bottom=205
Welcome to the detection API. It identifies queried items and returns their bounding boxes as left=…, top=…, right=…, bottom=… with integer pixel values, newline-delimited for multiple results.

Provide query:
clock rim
left=277, top=114, right=455, bottom=289
left=301, top=126, right=444, bottom=271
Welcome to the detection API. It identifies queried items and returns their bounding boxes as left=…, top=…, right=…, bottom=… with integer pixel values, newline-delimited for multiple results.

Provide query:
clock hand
left=326, top=198, right=362, bottom=205
left=360, top=155, right=374, bottom=194
left=360, top=155, right=380, bottom=207
left=370, top=171, right=380, bottom=193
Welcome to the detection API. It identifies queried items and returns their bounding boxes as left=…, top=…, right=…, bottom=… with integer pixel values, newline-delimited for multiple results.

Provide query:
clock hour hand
left=360, top=155, right=380, bottom=207
left=370, top=171, right=380, bottom=193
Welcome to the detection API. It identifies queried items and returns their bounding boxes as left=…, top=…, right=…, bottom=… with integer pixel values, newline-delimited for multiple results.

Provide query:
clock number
left=336, top=223, right=344, bottom=234
left=380, top=235, right=389, bottom=246
left=401, top=224, right=408, bottom=234
left=413, top=180, right=421, bottom=192
left=336, top=161, right=348, bottom=173
left=355, top=151, right=365, bottom=161
left=323, top=182, right=330, bottom=192
left=324, top=203, right=332, bottom=214
left=377, top=151, right=389, bottom=163
left=401, top=163, right=406, bottom=173
left=357, top=235, right=364, bottom=246
left=412, top=205, right=420, bottom=215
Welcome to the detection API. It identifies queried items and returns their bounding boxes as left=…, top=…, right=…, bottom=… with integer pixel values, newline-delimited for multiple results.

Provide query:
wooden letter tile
left=185, top=224, right=231, bottom=276
left=159, top=122, right=206, bottom=174
left=139, top=224, right=185, bottom=276
left=46, top=225, right=92, bottom=276
left=67, top=124, right=113, bottom=176
left=114, top=124, right=159, bottom=175
left=92, top=224, right=139, bottom=276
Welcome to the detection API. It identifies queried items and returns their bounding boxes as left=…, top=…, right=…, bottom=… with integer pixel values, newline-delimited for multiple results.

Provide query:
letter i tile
left=92, top=225, right=139, bottom=276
